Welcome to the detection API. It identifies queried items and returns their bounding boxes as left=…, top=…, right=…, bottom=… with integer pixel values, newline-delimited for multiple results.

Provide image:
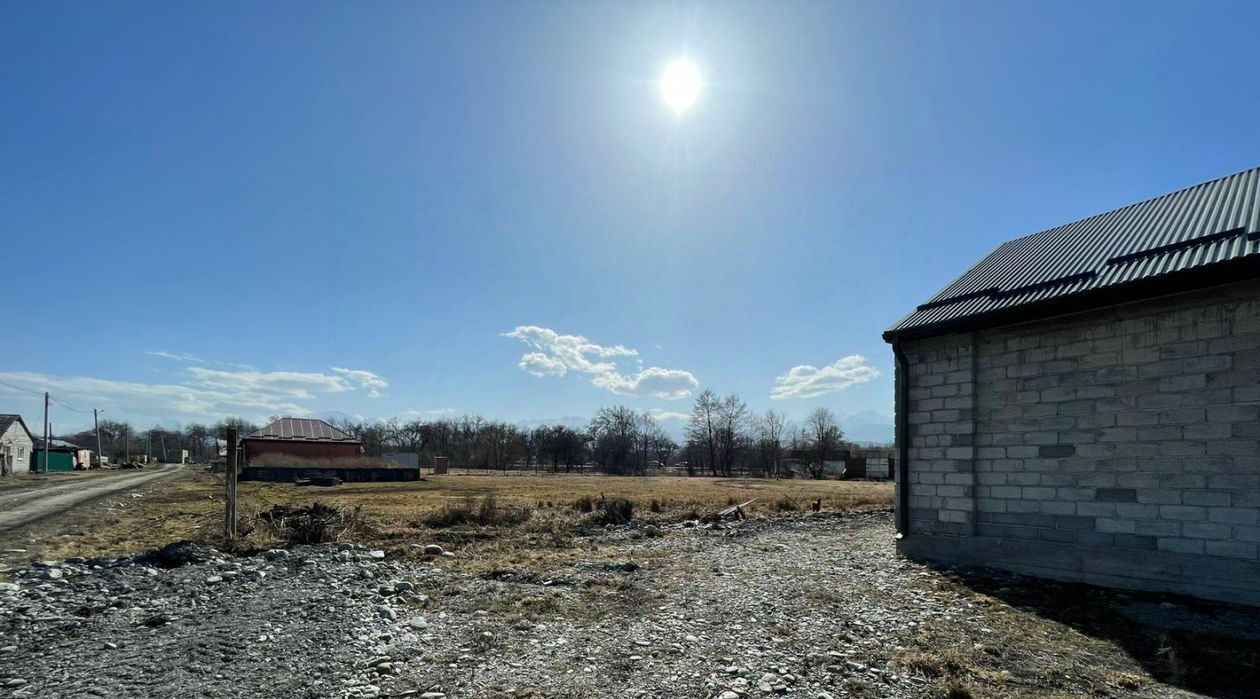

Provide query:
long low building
left=884, top=166, right=1260, bottom=606
left=239, top=417, right=419, bottom=482
left=241, top=417, right=363, bottom=462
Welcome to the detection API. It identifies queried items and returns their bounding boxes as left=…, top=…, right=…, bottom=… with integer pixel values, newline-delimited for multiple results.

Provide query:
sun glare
left=660, top=58, right=702, bottom=114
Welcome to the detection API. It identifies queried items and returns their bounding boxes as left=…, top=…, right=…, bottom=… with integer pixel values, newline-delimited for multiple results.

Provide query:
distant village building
left=32, top=438, right=90, bottom=472
left=0, top=414, right=35, bottom=476
left=884, top=166, right=1260, bottom=606
left=239, top=417, right=420, bottom=483
left=241, top=417, right=363, bottom=462
left=162, top=448, right=189, bottom=465
left=381, top=452, right=419, bottom=469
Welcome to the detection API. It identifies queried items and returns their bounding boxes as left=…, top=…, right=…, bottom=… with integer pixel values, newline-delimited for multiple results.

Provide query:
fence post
left=225, top=427, right=238, bottom=540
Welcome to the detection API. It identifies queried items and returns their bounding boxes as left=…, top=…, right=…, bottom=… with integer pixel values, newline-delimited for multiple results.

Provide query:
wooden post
left=40, top=392, right=49, bottom=474
left=225, top=427, right=238, bottom=540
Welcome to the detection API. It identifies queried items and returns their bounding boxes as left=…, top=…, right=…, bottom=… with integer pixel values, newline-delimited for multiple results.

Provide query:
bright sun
left=660, top=58, right=702, bottom=114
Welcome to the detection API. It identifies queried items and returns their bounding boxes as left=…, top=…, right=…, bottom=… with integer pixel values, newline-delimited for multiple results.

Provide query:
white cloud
left=518, top=352, right=567, bottom=377
left=331, top=367, right=389, bottom=398
left=771, top=355, right=880, bottom=400
left=145, top=350, right=206, bottom=364
left=187, top=367, right=353, bottom=399
left=502, top=325, right=698, bottom=400
left=0, top=364, right=392, bottom=429
left=648, top=408, right=691, bottom=422
left=592, top=367, right=700, bottom=400
left=502, top=326, right=636, bottom=375
left=0, top=371, right=312, bottom=425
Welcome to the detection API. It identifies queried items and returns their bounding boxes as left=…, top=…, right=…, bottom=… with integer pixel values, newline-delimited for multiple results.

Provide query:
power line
left=0, top=378, right=46, bottom=397
left=50, top=396, right=93, bottom=414
left=1, top=377, right=96, bottom=416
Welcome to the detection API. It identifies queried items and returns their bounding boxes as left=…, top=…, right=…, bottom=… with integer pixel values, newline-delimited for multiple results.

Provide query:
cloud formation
left=0, top=364, right=391, bottom=428
left=518, top=352, right=568, bottom=377
left=771, top=355, right=880, bottom=400
left=503, top=325, right=698, bottom=400
left=145, top=350, right=206, bottom=364
left=331, top=367, right=389, bottom=398
left=592, top=367, right=699, bottom=400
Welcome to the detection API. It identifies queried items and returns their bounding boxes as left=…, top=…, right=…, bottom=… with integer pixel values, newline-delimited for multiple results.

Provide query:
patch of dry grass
left=0, top=471, right=892, bottom=566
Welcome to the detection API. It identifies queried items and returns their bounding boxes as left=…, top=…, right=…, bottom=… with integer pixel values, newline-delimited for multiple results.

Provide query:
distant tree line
left=55, top=391, right=879, bottom=478
left=326, top=407, right=675, bottom=476
left=681, top=390, right=852, bottom=479
left=59, top=417, right=258, bottom=465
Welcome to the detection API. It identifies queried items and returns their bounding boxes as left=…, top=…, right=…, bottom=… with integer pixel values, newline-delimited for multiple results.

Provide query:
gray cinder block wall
left=897, top=279, right=1260, bottom=605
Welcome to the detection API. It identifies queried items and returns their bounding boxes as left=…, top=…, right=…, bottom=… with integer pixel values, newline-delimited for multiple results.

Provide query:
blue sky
left=3, top=1, right=1260, bottom=434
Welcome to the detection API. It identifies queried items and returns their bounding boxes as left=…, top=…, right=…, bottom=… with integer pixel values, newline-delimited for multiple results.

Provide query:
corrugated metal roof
left=0, top=414, right=34, bottom=441
left=886, top=166, right=1260, bottom=338
left=246, top=417, right=359, bottom=443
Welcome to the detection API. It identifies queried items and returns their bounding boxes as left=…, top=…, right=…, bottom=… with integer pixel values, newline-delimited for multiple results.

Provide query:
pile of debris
left=256, top=502, right=369, bottom=545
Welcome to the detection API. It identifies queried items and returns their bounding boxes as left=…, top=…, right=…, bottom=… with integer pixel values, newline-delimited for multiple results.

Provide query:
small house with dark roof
left=0, top=414, right=35, bottom=475
left=241, top=417, right=363, bottom=462
left=884, top=166, right=1260, bottom=606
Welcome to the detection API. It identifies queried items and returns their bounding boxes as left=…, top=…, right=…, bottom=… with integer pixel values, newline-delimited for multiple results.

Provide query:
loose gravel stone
left=1, top=510, right=1235, bottom=699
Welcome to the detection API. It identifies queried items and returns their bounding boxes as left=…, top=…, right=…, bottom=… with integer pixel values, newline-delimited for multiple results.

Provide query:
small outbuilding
left=241, top=417, right=363, bottom=462
left=884, top=166, right=1260, bottom=606
left=32, top=438, right=87, bottom=472
left=0, top=414, right=35, bottom=476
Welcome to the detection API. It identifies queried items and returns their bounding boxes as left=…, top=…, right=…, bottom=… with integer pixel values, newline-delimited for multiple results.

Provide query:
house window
left=18, top=447, right=24, bottom=458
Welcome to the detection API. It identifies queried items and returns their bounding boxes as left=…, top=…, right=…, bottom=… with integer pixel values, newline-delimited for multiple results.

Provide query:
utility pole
left=94, top=409, right=103, bottom=469
left=224, top=427, right=238, bottom=540
left=40, top=392, right=49, bottom=474
left=124, top=424, right=130, bottom=463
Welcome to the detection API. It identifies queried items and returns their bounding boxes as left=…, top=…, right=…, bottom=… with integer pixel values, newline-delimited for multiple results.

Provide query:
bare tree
left=590, top=406, right=639, bottom=474
left=398, top=419, right=425, bottom=453
left=755, top=410, right=788, bottom=478
left=633, top=411, right=672, bottom=474
left=715, top=394, right=750, bottom=477
left=804, top=407, right=843, bottom=479
left=684, top=390, right=721, bottom=477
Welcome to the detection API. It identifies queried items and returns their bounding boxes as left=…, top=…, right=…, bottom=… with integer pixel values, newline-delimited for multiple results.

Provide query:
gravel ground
left=1, top=511, right=1253, bottom=699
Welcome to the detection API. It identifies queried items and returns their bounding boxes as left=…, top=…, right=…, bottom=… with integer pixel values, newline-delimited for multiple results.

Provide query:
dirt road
left=0, top=465, right=186, bottom=531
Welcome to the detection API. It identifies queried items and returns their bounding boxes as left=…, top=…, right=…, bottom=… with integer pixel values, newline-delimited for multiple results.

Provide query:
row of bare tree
left=682, top=390, right=846, bottom=478
left=325, top=407, right=674, bottom=475
left=55, top=393, right=857, bottom=478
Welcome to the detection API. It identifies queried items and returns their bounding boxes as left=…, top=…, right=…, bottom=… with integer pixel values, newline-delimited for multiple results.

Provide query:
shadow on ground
left=943, top=564, right=1260, bottom=699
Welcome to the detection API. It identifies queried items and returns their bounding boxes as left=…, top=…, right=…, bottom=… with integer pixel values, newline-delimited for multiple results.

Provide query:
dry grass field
left=0, top=471, right=893, bottom=568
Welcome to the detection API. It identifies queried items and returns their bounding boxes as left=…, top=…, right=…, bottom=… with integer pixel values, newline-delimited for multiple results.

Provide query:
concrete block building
left=884, top=167, right=1260, bottom=605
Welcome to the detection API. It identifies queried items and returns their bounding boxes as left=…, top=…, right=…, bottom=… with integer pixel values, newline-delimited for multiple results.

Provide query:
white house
left=0, top=414, right=35, bottom=476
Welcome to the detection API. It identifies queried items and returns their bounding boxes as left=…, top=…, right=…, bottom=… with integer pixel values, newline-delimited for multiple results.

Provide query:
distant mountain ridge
left=840, top=410, right=894, bottom=445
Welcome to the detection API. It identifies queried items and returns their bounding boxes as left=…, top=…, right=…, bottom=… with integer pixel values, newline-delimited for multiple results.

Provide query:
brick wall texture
left=898, top=279, right=1260, bottom=574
